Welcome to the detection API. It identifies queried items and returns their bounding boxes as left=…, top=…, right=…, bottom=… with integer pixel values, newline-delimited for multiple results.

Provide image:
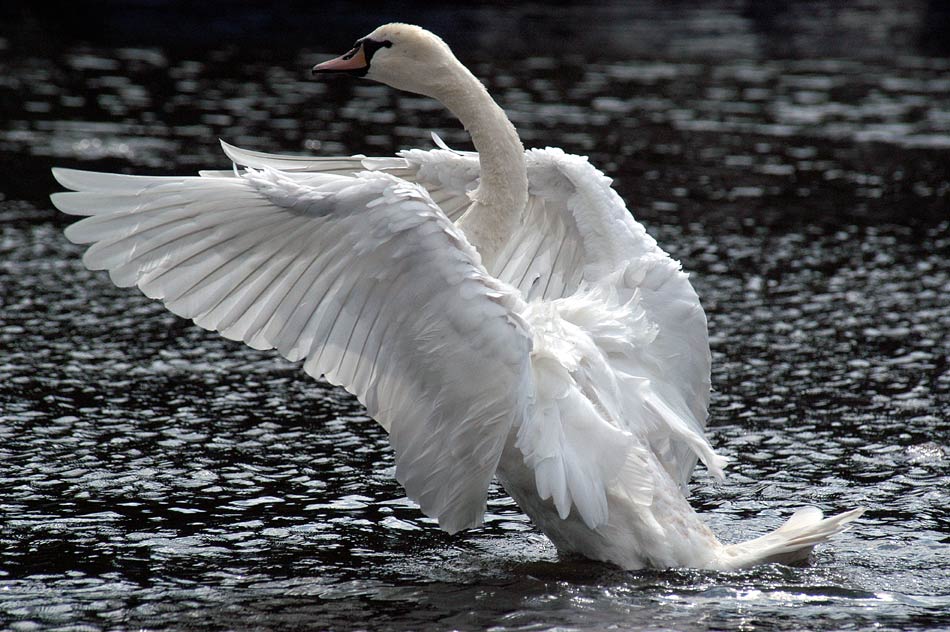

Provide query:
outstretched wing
left=51, top=166, right=534, bottom=534
left=216, top=141, right=713, bottom=490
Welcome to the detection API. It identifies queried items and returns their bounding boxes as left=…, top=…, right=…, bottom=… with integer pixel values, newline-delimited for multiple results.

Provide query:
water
left=1, top=2, right=949, bottom=630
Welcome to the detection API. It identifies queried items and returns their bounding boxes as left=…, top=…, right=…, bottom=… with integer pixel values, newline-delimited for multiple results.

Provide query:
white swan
left=50, top=23, right=863, bottom=570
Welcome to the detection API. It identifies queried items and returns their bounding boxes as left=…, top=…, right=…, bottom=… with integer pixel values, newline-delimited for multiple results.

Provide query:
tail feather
left=718, top=506, right=866, bottom=569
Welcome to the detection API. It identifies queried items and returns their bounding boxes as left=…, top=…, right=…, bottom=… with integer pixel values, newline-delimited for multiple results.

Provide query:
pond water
left=1, top=3, right=948, bottom=631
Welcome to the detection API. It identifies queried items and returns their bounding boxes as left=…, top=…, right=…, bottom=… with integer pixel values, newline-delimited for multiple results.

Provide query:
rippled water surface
left=1, top=3, right=949, bottom=630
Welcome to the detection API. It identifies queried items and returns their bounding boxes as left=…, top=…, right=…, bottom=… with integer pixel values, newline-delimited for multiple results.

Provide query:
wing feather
left=52, top=166, right=533, bottom=534
left=192, top=141, right=715, bottom=492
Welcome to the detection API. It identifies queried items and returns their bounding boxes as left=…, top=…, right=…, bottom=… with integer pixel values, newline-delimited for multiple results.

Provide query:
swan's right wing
left=51, top=166, right=534, bottom=534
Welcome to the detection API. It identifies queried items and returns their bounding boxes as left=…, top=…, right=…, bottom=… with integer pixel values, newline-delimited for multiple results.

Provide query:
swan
left=50, top=23, right=863, bottom=570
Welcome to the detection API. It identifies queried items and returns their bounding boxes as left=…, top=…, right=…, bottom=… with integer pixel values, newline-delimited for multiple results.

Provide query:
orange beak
left=312, top=44, right=368, bottom=76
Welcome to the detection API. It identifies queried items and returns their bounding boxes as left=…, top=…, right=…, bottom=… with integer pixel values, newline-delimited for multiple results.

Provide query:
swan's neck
left=436, top=63, right=528, bottom=270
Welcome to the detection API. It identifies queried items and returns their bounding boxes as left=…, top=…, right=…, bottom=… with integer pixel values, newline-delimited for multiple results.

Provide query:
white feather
left=52, top=165, right=532, bottom=535
left=221, top=141, right=716, bottom=492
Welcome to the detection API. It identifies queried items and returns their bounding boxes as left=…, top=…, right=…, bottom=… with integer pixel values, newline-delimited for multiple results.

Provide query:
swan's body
left=50, top=23, right=863, bottom=570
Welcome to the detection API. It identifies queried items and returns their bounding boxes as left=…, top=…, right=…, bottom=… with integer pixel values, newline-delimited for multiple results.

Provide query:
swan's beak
left=312, top=45, right=368, bottom=76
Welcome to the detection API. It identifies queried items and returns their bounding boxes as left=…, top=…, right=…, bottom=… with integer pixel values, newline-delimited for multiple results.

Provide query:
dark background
left=4, top=0, right=950, bottom=55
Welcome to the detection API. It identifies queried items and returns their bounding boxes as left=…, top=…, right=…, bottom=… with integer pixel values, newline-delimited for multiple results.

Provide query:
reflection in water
left=0, top=2, right=948, bottom=630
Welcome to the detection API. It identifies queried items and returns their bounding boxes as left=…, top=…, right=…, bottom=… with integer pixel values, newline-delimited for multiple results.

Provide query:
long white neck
left=435, top=62, right=528, bottom=271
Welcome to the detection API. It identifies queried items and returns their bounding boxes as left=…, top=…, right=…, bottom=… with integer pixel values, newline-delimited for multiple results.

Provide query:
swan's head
left=312, top=23, right=458, bottom=99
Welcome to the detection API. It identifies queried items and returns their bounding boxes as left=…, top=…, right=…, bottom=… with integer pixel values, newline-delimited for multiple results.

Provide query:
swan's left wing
left=51, top=166, right=534, bottom=534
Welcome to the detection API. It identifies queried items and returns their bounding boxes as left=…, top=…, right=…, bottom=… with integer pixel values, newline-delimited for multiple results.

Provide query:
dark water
left=1, top=3, right=949, bottom=630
